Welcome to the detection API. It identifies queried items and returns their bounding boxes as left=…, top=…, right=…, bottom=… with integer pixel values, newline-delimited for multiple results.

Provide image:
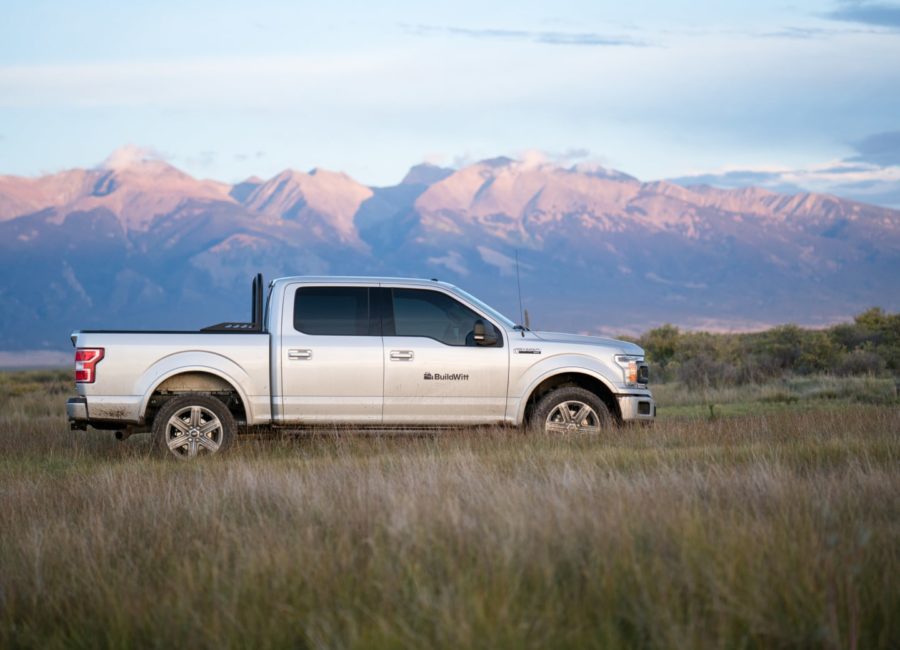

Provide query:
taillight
left=75, top=348, right=104, bottom=383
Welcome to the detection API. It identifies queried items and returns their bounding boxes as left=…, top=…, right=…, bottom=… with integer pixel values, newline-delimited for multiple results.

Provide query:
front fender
left=136, top=351, right=253, bottom=422
left=512, top=354, right=622, bottom=424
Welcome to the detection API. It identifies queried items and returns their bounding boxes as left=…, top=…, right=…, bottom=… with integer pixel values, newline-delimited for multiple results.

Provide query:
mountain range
left=1, top=147, right=899, bottom=353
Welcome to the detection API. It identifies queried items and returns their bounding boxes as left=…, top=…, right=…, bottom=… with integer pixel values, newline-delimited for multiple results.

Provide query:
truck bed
left=72, top=331, right=271, bottom=425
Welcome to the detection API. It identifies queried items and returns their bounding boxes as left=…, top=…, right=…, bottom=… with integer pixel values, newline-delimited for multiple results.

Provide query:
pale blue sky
left=1, top=1, right=899, bottom=204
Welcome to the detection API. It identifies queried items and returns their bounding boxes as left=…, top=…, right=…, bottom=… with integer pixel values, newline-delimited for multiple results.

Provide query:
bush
left=836, top=350, right=886, bottom=377
left=641, top=323, right=680, bottom=366
left=635, top=308, right=899, bottom=386
left=675, top=354, right=739, bottom=389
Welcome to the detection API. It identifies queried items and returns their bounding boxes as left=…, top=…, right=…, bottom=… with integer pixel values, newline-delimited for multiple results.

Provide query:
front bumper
left=67, top=396, right=88, bottom=430
left=617, top=393, right=656, bottom=422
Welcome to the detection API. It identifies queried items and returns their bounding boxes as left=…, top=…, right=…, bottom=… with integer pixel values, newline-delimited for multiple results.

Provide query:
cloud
left=452, top=152, right=476, bottom=169
left=401, top=24, right=648, bottom=47
left=669, top=130, right=900, bottom=209
left=0, top=54, right=395, bottom=109
left=559, top=147, right=590, bottom=160
left=421, top=152, right=448, bottom=166
left=190, top=151, right=217, bottom=167
left=848, top=130, right=900, bottom=166
left=427, top=250, right=469, bottom=276
left=514, top=148, right=592, bottom=168
left=234, top=151, right=267, bottom=162
left=824, top=1, right=900, bottom=28
left=477, top=246, right=532, bottom=277
left=761, top=27, right=832, bottom=39
left=668, top=169, right=806, bottom=195
left=669, top=155, right=900, bottom=208
left=518, top=150, right=550, bottom=168
left=645, top=272, right=707, bottom=290
left=758, top=25, right=874, bottom=39
left=100, top=144, right=167, bottom=169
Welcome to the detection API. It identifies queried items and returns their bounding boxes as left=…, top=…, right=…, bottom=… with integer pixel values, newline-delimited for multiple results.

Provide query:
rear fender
left=136, top=351, right=252, bottom=422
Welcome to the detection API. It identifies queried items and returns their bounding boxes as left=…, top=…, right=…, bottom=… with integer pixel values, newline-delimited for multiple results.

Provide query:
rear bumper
left=67, top=396, right=88, bottom=430
left=617, top=393, right=656, bottom=422
left=66, top=394, right=144, bottom=430
left=67, top=395, right=144, bottom=431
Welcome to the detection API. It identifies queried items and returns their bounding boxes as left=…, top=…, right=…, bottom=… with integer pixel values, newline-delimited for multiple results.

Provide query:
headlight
left=614, top=354, right=648, bottom=387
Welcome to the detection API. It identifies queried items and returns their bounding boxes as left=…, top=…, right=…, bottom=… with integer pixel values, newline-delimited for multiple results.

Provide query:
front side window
left=294, top=287, right=370, bottom=335
left=390, top=288, right=501, bottom=346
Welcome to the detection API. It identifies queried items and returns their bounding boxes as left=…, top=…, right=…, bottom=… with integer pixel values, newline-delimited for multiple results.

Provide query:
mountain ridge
left=0, top=148, right=897, bottom=350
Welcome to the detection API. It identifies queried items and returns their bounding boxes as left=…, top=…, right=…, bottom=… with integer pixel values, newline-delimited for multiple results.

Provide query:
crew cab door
left=279, top=284, right=383, bottom=423
left=381, top=287, right=509, bottom=424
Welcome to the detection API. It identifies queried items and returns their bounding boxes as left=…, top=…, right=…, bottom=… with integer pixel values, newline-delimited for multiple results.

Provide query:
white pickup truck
left=68, top=275, right=655, bottom=458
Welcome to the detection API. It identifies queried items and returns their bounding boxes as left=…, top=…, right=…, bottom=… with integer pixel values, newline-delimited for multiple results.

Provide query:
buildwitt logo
left=423, top=372, right=469, bottom=381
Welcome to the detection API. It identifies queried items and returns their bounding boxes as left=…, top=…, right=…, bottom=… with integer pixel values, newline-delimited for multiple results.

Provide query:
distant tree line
left=633, top=308, right=900, bottom=387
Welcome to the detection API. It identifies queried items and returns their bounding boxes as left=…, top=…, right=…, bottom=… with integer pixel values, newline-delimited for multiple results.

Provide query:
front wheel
left=152, top=394, right=235, bottom=459
left=531, top=387, right=614, bottom=435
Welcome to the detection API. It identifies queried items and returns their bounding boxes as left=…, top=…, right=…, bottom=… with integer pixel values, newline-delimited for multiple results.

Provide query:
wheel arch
left=519, top=369, right=621, bottom=425
left=138, top=364, right=251, bottom=425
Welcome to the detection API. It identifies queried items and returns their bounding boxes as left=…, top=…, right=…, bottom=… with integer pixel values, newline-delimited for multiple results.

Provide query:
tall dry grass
left=0, top=372, right=898, bottom=649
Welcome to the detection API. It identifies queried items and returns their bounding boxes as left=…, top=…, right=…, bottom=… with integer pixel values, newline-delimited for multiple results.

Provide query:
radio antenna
left=515, top=248, right=525, bottom=330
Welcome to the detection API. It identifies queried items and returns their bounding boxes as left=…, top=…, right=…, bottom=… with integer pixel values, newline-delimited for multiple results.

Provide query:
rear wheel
left=152, top=394, right=235, bottom=459
left=531, top=386, right=613, bottom=435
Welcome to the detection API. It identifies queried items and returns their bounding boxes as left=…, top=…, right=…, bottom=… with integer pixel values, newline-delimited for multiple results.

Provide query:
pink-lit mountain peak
left=242, top=167, right=373, bottom=242
left=0, top=146, right=232, bottom=230
left=416, top=156, right=642, bottom=219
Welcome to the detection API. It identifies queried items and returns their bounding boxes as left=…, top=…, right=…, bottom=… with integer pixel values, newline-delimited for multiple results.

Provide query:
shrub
left=636, top=308, right=899, bottom=385
left=836, top=350, right=886, bottom=377
left=675, top=353, right=738, bottom=389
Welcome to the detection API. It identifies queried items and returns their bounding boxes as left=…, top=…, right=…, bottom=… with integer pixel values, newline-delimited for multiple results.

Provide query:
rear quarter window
left=293, top=287, right=370, bottom=336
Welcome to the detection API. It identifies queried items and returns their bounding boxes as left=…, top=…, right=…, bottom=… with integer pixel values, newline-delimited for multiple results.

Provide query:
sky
left=1, top=0, right=899, bottom=206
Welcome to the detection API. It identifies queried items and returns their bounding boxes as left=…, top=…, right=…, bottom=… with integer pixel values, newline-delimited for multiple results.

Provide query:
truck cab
left=68, top=275, right=655, bottom=458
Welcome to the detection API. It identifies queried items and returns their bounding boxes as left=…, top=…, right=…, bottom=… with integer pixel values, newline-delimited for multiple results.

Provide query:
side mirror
left=473, top=319, right=498, bottom=346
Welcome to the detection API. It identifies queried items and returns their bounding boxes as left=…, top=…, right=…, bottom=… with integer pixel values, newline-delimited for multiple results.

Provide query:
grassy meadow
left=0, top=370, right=898, bottom=649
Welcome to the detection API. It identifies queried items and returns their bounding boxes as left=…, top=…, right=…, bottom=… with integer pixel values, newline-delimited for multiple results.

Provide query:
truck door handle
left=390, top=350, right=414, bottom=361
left=288, top=349, right=312, bottom=360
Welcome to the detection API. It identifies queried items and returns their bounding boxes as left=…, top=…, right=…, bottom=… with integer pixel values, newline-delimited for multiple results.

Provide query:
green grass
left=0, top=372, right=898, bottom=649
left=653, top=374, right=899, bottom=419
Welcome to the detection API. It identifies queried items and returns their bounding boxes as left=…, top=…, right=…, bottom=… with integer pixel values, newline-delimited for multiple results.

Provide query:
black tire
left=530, top=386, right=614, bottom=435
left=151, top=394, right=236, bottom=459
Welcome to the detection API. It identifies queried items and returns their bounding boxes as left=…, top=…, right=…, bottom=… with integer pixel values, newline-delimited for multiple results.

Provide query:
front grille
left=638, top=363, right=649, bottom=384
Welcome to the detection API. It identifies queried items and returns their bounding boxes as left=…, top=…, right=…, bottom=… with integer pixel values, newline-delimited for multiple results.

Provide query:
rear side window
left=294, top=287, right=370, bottom=335
left=390, top=288, right=501, bottom=346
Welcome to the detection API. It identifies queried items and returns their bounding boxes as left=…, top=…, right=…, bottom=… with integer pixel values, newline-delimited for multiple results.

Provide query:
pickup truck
left=68, top=274, right=655, bottom=458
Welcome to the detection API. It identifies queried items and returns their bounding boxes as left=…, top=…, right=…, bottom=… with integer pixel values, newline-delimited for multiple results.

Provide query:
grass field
left=1, top=371, right=898, bottom=649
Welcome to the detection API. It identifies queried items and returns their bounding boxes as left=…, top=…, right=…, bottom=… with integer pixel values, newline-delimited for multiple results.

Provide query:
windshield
left=449, top=286, right=518, bottom=330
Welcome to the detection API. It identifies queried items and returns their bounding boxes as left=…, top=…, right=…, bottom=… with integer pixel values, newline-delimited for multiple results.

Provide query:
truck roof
left=270, top=276, right=459, bottom=289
